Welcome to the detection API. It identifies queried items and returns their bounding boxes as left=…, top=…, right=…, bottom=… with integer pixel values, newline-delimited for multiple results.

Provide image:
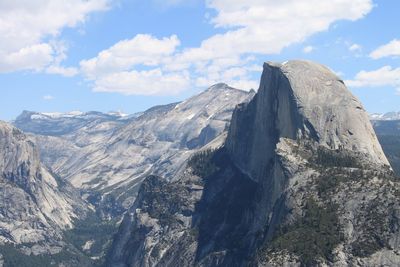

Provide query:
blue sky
left=1, top=0, right=399, bottom=121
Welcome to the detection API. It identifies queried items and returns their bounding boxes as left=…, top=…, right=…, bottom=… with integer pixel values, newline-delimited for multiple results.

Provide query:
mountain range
left=370, top=112, right=400, bottom=121
left=0, top=60, right=399, bottom=266
left=106, top=60, right=400, bottom=267
left=14, top=84, right=253, bottom=218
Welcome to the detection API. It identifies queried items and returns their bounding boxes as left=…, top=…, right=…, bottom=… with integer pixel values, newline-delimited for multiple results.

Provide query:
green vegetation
left=269, top=199, right=343, bottom=266
left=307, top=147, right=363, bottom=198
left=312, top=147, right=361, bottom=168
left=314, top=159, right=397, bottom=199
left=309, top=145, right=396, bottom=259
left=63, top=211, right=119, bottom=264
left=316, top=169, right=367, bottom=197
left=316, top=173, right=345, bottom=197
left=188, top=149, right=218, bottom=178
left=0, top=244, right=93, bottom=267
left=0, top=204, right=118, bottom=266
left=377, top=135, right=400, bottom=176
left=139, top=176, right=190, bottom=226
left=351, top=201, right=391, bottom=257
left=263, top=144, right=398, bottom=264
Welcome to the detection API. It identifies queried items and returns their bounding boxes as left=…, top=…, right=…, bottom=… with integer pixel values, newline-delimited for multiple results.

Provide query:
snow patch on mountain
left=370, top=112, right=400, bottom=121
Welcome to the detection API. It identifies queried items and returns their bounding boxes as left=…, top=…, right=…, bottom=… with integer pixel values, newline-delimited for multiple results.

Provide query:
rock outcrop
left=226, top=61, right=389, bottom=184
left=0, top=121, right=87, bottom=254
left=107, top=60, right=400, bottom=267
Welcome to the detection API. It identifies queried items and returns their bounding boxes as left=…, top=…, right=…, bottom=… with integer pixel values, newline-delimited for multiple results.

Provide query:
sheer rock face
left=226, top=60, right=389, bottom=183
left=107, top=61, right=399, bottom=267
left=0, top=121, right=86, bottom=253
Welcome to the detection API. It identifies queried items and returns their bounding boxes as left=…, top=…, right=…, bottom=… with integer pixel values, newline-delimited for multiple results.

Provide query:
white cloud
left=80, top=34, right=180, bottom=79
left=92, top=69, right=190, bottom=96
left=46, top=65, right=78, bottom=77
left=370, top=39, right=400, bottom=59
left=195, top=65, right=259, bottom=90
left=349, top=43, right=362, bottom=52
left=228, top=79, right=259, bottom=91
left=43, top=95, right=55, bottom=100
left=152, top=0, right=198, bottom=7
left=0, top=0, right=109, bottom=73
left=303, top=46, right=314, bottom=53
left=44, top=41, right=79, bottom=77
left=80, top=34, right=186, bottom=95
left=80, top=0, right=373, bottom=95
left=0, top=43, right=53, bottom=72
left=345, top=66, right=400, bottom=91
left=193, top=0, right=372, bottom=58
left=333, top=70, right=344, bottom=77
left=174, top=0, right=372, bottom=89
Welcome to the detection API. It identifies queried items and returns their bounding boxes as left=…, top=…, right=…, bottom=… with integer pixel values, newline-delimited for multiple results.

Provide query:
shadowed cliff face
left=226, top=63, right=296, bottom=183
left=107, top=61, right=399, bottom=267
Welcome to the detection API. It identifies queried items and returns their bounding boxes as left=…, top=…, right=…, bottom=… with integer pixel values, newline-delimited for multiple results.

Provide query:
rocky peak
left=207, top=82, right=229, bottom=90
left=206, top=83, right=237, bottom=92
left=0, top=121, right=41, bottom=187
left=0, top=121, right=87, bottom=249
left=280, top=60, right=386, bottom=163
left=227, top=60, right=389, bottom=182
left=107, top=60, right=400, bottom=267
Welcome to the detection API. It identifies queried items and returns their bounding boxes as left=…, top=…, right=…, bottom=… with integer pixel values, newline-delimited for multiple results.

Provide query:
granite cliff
left=0, top=121, right=91, bottom=265
left=107, top=60, right=400, bottom=267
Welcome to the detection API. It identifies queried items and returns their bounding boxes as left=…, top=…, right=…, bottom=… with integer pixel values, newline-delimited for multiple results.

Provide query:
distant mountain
left=108, top=61, right=400, bottom=267
left=369, top=111, right=400, bottom=176
left=370, top=112, right=400, bottom=121
left=7, top=84, right=254, bottom=265
left=372, top=120, right=400, bottom=176
left=14, top=110, right=136, bottom=137
left=372, top=119, right=400, bottom=136
left=14, top=84, right=254, bottom=217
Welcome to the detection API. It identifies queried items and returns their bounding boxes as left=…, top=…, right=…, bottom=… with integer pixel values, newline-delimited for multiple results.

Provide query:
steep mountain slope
left=17, top=84, right=254, bottom=214
left=0, top=121, right=90, bottom=265
left=372, top=120, right=400, bottom=175
left=93, top=84, right=253, bottom=196
left=108, top=60, right=400, bottom=267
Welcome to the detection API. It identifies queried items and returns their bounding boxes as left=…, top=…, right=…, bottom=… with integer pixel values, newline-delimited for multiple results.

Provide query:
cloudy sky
left=0, top=0, right=399, bottom=120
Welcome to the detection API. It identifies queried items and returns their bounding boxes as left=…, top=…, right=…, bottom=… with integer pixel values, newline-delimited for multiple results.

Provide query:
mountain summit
left=108, top=60, right=399, bottom=267
left=227, top=60, right=389, bottom=183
